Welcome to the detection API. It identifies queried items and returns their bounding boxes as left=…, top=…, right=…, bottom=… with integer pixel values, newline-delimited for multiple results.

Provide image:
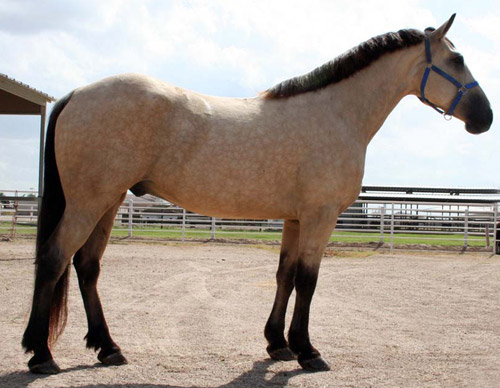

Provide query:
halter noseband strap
left=419, top=34, right=479, bottom=119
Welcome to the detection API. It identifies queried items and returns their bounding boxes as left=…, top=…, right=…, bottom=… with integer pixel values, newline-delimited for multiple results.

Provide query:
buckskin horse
left=23, top=15, right=492, bottom=373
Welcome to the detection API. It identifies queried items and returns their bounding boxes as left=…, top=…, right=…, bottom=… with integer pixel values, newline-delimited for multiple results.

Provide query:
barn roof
left=0, top=73, right=56, bottom=199
left=0, top=73, right=55, bottom=115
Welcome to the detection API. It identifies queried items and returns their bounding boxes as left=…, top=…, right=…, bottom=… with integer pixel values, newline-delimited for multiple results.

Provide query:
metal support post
left=211, top=217, right=216, bottom=239
left=38, top=105, right=46, bottom=200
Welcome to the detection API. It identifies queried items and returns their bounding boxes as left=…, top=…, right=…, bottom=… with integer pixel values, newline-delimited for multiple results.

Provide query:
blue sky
left=0, top=0, right=499, bottom=191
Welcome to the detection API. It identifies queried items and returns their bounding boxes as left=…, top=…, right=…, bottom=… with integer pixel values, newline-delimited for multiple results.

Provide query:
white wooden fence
left=1, top=193, right=498, bottom=252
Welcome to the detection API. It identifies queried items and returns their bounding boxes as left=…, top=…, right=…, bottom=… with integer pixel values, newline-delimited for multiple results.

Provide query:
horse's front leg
left=264, top=219, right=299, bottom=361
left=288, top=208, right=338, bottom=372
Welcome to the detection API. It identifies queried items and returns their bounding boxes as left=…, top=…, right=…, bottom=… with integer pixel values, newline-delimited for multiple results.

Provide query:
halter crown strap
left=419, top=34, right=479, bottom=118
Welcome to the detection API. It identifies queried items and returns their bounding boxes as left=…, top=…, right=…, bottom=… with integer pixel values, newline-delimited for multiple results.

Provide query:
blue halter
left=419, top=34, right=479, bottom=119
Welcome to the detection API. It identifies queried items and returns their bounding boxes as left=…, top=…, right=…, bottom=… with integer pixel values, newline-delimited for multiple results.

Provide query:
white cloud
left=0, top=0, right=439, bottom=95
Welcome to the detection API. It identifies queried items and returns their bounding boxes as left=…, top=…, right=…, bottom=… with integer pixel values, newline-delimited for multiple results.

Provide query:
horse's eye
left=452, top=55, right=464, bottom=66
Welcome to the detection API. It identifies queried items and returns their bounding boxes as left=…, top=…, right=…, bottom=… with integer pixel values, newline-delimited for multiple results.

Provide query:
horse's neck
left=304, top=45, right=421, bottom=145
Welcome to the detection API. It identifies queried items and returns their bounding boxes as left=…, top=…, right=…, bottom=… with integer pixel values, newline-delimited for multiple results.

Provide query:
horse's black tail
left=36, top=92, right=73, bottom=256
left=29, top=91, right=74, bottom=348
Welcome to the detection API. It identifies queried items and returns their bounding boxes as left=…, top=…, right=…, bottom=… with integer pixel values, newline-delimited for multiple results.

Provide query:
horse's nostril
left=476, top=106, right=493, bottom=131
left=486, top=107, right=493, bottom=127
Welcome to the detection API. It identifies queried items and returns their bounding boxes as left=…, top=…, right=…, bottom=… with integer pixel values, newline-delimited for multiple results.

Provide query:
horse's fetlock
left=85, top=324, right=114, bottom=351
left=264, top=321, right=285, bottom=344
left=288, top=330, right=312, bottom=354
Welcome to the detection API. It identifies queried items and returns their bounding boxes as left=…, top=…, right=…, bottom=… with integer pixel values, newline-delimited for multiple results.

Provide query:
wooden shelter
left=0, top=73, right=56, bottom=201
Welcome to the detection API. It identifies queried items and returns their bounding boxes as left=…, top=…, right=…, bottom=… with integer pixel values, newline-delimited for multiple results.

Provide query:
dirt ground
left=1, top=240, right=500, bottom=388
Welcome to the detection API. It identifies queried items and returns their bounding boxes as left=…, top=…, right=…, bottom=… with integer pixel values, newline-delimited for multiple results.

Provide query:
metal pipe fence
left=1, top=195, right=498, bottom=252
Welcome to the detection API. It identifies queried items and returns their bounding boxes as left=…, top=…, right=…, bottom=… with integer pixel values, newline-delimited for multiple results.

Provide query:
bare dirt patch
left=1, top=240, right=499, bottom=388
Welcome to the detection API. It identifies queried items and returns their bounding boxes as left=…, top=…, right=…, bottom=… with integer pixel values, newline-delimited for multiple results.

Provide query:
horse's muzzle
left=464, top=93, right=493, bottom=134
left=465, top=106, right=493, bottom=134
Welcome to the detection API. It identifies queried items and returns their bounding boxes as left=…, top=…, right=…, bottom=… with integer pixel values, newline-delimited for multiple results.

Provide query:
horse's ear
left=430, top=14, right=456, bottom=41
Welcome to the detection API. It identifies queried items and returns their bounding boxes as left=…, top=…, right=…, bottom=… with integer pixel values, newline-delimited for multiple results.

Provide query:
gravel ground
left=1, top=239, right=499, bottom=388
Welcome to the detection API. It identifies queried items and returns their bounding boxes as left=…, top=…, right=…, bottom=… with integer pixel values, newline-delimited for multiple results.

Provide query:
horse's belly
left=146, top=180, right=298, bottom=219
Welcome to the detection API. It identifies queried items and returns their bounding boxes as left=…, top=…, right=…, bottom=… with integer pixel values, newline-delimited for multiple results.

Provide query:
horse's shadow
left=0, top=358, right=307, bottom=388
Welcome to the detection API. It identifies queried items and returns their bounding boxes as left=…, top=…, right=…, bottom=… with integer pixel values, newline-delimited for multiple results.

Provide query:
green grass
left=109, top=226, right=489, bottom=247
left=1, top=222, right=490, bottom=248
left=330, top=231, right=487, bottom=247
left=110, top=227, right=283, bottom=241
left=0, top=221, right=37, bottom=235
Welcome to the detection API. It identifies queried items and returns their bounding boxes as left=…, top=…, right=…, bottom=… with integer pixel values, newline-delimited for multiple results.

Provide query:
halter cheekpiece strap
left=419, top=34, right=478, bottom=118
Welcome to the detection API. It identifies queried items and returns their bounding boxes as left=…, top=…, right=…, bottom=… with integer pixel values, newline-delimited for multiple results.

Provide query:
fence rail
left=1, top=195, right=498, bottom=252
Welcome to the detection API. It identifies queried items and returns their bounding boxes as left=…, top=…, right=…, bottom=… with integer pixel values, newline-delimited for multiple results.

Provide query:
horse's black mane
left=263, top=29, right=425, bottom=99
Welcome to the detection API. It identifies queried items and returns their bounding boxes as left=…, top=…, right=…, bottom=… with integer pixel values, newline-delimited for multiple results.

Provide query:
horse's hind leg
left=23, top=242, right=70, bottom=374
left=73, top=193, right=127, bottom=366
left=23, top=206, right=105, bottom=374
left=264, top=219, right=299, bottom=361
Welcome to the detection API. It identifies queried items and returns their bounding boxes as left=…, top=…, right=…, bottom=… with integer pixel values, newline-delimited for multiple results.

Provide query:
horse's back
left=53, top=74, right=293, bottom=217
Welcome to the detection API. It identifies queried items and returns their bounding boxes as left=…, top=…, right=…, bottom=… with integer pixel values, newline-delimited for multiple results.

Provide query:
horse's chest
left=301, top=150, right=365, bottom=208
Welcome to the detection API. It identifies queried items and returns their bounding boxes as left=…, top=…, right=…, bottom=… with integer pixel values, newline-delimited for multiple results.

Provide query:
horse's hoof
left=298, top=356, right=331, bottom=372
left=267, top=346, right=296, bottom=361
left=98, top=350, right=128, bottom=366
left=28, top=358, right=61, bottom=374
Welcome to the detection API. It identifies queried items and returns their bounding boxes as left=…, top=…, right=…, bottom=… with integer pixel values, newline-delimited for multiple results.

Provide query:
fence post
left=211, top=217, right=216, bottom=239
left=379, top=205, right=386, bottom=243
left=390, top=203, right=395, bottom=251
left=128, top=200, right=133, bottom=238
left=464, top=208, right=469, bottom=248
left=9, top=199, right=18, bottom=240
left=182, top=208, right=186, bottom=242
left=494, top=204, right=498, bottom=254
